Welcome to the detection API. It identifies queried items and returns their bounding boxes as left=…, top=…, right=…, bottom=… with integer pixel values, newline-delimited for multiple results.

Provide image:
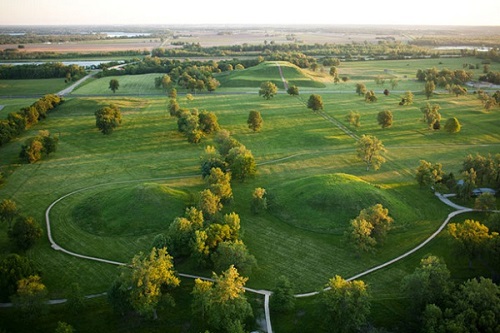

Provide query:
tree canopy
left=307, top=94, right=324, bottom=111
left=259, top=81, right=278, bottom=100
left=95, top=104, right=122, bottom=135
left=356, top=135, right=386, bottom=171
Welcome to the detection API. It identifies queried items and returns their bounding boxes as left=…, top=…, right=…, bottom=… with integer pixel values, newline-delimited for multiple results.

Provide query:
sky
left=1, top=0, right=499, bottom=26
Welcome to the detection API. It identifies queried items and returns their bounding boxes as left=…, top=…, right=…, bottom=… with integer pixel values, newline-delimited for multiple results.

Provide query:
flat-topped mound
left=216, top=61, right=325, bottom=88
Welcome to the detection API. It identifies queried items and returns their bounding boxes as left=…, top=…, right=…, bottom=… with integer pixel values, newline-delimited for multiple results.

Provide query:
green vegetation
left=0, top=52, right=499, bottom=332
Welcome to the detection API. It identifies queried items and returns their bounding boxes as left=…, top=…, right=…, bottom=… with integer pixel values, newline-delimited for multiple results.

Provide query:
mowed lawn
left=0, top=61, right=499, bottom=324
left=0, top=78, right=67, bottom=96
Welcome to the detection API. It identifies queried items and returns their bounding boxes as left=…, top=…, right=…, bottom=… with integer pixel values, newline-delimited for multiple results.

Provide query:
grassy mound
left=216, top=61, right=325, bottom=88
left=72, top=183, right=189, bottom=236
left=271, top=173, right=415, bottom=234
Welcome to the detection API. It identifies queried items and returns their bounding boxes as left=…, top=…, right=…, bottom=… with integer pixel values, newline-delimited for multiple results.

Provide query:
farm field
left=0, top=59, right=499, bottom=332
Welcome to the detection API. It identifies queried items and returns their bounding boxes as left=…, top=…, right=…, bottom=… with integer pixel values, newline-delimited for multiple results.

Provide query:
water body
left=102, top=32, right=152, bottom=38
left=434, top=46, right=492, bottom=52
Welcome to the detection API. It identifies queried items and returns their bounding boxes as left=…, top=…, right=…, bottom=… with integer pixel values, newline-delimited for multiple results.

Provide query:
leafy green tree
left=109, top=79, right=119, bottom=93
left=347, top=218, right=376, bottom=253
left=95, top=104, right=122, bottom=135
left=197, top=189, right=222, bottom=219
left=207, top=167, right=233, bottom=202
left=0, top=253, right=38, bottom=301
left=235, top=64, right=245, bottom=70
left=200, top=145, right=226, bottom=178
left=206, top=78, right=220, bottom=92
left=356, top=134, right=386, bottom=171
left=0, top=199, right=18, bottom=229
left=192, top=266, right=253, bottom=333
left=415, top=160, right=444, bottom=189
left=211, top=241, right=257, bottom=276
left=39, top=130, right=58, bottom=156
left=399, top=91, right=414, bottom=105
left=307, top=94, right=324, bottom=111
left=355, top=83, right=367, bottom=96
left=11, top=275, right=48, bottom=320
left=420, top=103, right=441, bottom=129
left=250, top=187, right=267, bottom=214
left=199, top=111, right=220, bottom=134
left=19, top=136, right=44, bottom=164
left=377, top=110, right=393, bottom=128
left=319, top=275, right=370, bottom=333
left=448, top=219, right=497, bottom=268
left=107, top=278, right=133, bottom=317
left=54, top=321, right=75, bottom=333
left=401, top=255, right=451, bottom=312
left=364, top=90, right=377, bottom=102
left=259, top=81, right=278, bottom=100
left=444, top=117, right=461, bottom=133
left=9, top=216, right=43, bottom=250
left=66, top=282, right=85, bottom=314
left=168, top=98, right=180, bottom=117
left=287, top=85, right=299, bottom=96
left=270, top=275, right=295, bottom=313
left=247, top=110, right=263, bottom=132
left=424, top=80, right=436, bottom=99
left=474, top=192, right=496, bottom=210
left=127, top=247, right=180, bottom=319
left=226, top=146, right=256, bottom=182
left=168, top=88, right=177, bottom=99
left=359, top=204, right=393, bottom=243
left=346, top=111, right=361, bottom=128
left=458, top=168, right=477, bottom=200
left=451, top=84, right=467, bottom=97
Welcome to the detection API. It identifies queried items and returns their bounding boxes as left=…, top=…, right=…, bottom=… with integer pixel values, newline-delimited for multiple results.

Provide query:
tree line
left=0, top=94, right=63, bottom=147
left=0, top=62, right=86, bottom=80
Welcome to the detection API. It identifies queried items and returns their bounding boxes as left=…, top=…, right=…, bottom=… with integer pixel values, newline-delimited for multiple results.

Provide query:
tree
left=452, top=84, right=467, bottom=97
left=399, top=91, right=414, bottom=105
left=346, top=111, right=360, bottom=128
left=197, top=189, right=222, bottom=219
left=168, top=88, right=177, bottom=99
left=0, top=199, right=18, bottom=229
left=355, top=83, right=367, bottom=96
left=348, top=218, right=376, bottom=253
left=356, top=135, right=386, bottom=171
left=424, top=80, right=436, bottom=99
left=329, top=66, right=339, bottom=83
left=287, top=85, right=299, bottom=96
left=474, top=192, right=496, bottom=210
left=444, top=117, right=461, bottom=133
left=127, top=247, right=180, bottom=319
left=95, top=104, right=122, bottom=135
left=11, top=275, right=48, bottom=320
left=200, top=145, right=226, bottom=178
left=9, top=216, right=43, bottom=250
left=448, top=219, right=497, bottom=268
left=250, top=187, right=267, bottom=214
left=226, top=146, right=256, bottom=182
left=415, top=160, right=444, bottom=189
left=66, top=282, right=85, bottom=314
left=458, top=168, right=477, bottom=200
left=191, top=266, right=253, bottom=333
left=54, top=322, right=75, bottom=333
left=420, top=103, right=441, bottom=129
left=259, top=81, right=278, bottom=100
left=390, top=78, right=399, bottom=89
left=358, top=204, right=393, bottom=243
left=247, top=110, right=263, bottom=132
left=307, top=94, right=324, bottom=111
left=319, top=275, right=370, bottom=333
left=160, top=74, right=171, bottom=90
left=270, top=276, right=295, bottom=313
left=401, top=255, right=451, bottom=312
left=207, top=167, right=233, bottom=202
left=377, top=110, right=393, bottom=128
left=199, top=111, right=220, bottom=134
left=107, top=278, right=132, bottom=317
left=364, top=90, right=377, bottom=103
left=19, top=136, right=44, bottom=163
left=206, top=78, right=220, bottom=92
left=109, top=79, right=119, bottom=93
left=39, top=130, right=58, bottom=156
left=0, top=253, right=38, bottom=302
left=211, top=241, right=257, bottom=276
left=168, top=98, right=180, bottom=117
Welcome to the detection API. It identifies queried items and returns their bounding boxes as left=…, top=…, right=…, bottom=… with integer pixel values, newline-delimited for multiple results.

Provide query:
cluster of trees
left=0, top=62, right=86, bottom=80
left=462, top=153, right=500, bottom=189
left=19, top=130, right=58, bottom=163
left=200, top=130, right=257, bottom=182
left=95, top=104, right=122, bottom=134
left=479, top=71, right=500, bottom=85
left=347, top=204, right=394, bottom=253
left=476, top=90, right=500, bottom=112
left=0, top=199, right=43, bottom=251
left=401, top=253, right=500, bottom=332
left=416, top=67, right=473, bottom=87
left=174, top=107, right=220, bottom=143
left=0, top=94, right=63, bottom=146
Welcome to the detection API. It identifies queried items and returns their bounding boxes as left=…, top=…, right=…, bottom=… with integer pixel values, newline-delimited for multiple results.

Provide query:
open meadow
left=0, top=58, right=499, bottom=332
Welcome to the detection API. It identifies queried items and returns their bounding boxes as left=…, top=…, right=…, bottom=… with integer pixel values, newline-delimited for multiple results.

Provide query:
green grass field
left=0, top=59, right=499, bottom=332
left=0, top=78, right=68, bottom=96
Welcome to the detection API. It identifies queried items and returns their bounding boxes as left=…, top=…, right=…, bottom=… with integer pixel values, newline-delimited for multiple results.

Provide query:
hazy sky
left=1, top=0, right=499, bottom=26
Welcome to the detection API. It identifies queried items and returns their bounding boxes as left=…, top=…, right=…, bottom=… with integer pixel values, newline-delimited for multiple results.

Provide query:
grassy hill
left=216, top=61, right=326, bottom=89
